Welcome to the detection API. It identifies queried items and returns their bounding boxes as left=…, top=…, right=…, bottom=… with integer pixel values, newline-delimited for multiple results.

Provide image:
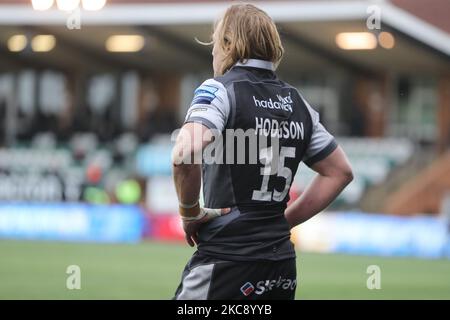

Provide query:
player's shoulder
left=277, top=79, right=318, bottom=123
left=195, top=78, right=224, bottom=96
left=192, top=78, right=228, bottom=107
left=213, top=67, right=246, bottom=88
left=273, top=77, right=300, bottom=96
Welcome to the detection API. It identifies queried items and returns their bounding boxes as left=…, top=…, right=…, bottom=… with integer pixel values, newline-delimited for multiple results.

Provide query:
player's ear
left=222, top=36, right=232, bottom=53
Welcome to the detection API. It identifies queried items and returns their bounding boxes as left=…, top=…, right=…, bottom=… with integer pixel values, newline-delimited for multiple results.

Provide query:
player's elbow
left=171, top=140, right=202, bottom=167
left=333, top=148, right=354, bottom=186
left=171, top=143, right=188, bottom=167
left=329, top=161, right=353, bottom=187
left=340, top=165, right=354, bottom=186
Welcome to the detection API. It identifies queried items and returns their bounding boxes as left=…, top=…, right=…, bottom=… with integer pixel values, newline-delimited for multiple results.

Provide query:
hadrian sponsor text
left=253, top=94, right=293, bottom=113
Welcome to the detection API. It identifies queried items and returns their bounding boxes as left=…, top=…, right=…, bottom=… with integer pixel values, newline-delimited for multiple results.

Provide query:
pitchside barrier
left=291, top=212, right=450, bottom=259
left=0, top=203, right=144, bottom=243
left=0, top=203, right=448, bottom=259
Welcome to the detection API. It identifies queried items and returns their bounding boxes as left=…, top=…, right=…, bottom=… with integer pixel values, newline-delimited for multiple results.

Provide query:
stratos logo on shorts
left=240, top=282, right=255, bottom=296
left=255, top=277, right=297, bottom=295
left=253, top=93, right=293, bottom=113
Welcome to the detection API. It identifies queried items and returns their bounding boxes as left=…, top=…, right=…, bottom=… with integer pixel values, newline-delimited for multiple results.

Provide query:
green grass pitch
left=1, top=240, right=449, bottom=299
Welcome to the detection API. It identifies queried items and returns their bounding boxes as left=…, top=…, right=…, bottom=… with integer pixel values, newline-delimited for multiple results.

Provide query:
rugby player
left=172, top=3, right=353, bottom=300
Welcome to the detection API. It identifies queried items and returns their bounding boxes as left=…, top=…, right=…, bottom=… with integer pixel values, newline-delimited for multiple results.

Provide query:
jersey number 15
left=252, top=146, right=296, bottom=202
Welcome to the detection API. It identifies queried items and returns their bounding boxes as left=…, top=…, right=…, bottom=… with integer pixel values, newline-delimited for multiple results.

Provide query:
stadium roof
left=0, top=0, right=449, bottom=75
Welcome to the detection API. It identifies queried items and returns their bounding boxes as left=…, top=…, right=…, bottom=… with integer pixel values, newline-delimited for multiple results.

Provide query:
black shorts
left=173, top=251, right=297, bottom=300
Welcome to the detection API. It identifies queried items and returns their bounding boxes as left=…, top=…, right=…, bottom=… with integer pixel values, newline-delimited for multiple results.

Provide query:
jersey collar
left=234, top=59, right=275, bottom=71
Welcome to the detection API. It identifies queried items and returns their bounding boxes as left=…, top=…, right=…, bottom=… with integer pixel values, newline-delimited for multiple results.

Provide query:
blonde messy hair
left=205, top=3, right=284, bottom=75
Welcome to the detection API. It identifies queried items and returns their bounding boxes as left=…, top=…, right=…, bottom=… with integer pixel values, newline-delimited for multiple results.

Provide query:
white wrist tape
left=181, top=210, right=207, bottom=222
left=179, top=201, right=199, bottom=209
left=181, top=208, right=222, bottom=222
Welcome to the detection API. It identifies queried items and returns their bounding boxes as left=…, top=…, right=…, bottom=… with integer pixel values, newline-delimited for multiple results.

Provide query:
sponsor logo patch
left=240, top=282, right=255, bottom=296
left=254, top=277, right=297, bottom=295
left=192, top=84, right=219, bottom=105
left=253, top=93, right=293, bottom=112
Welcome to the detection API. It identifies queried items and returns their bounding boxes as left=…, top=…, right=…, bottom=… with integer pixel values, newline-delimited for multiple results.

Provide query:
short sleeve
left=184, top=79, right=230, bottom=132
left=302, top=97, right=338, bottom=167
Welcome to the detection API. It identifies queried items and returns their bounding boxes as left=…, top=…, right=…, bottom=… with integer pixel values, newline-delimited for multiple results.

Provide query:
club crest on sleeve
left=191, top=84, right=219, bottom=106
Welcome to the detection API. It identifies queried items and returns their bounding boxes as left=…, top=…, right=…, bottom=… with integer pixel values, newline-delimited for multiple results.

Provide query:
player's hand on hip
left=180, top=206, right=231, bottom=247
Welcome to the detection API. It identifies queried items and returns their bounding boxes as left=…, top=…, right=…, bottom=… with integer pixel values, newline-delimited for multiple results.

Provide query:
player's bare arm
left=172, top=122, right=209, bottom=208
left=172, top=122, right=229, bottom=246
left=285, top=146, right=353, bottom=228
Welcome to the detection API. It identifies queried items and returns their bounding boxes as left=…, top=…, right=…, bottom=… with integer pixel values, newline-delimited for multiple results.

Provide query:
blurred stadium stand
left=0, top=0, right=449, bottom=256
left=296, top=136, right=415, bottom=207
